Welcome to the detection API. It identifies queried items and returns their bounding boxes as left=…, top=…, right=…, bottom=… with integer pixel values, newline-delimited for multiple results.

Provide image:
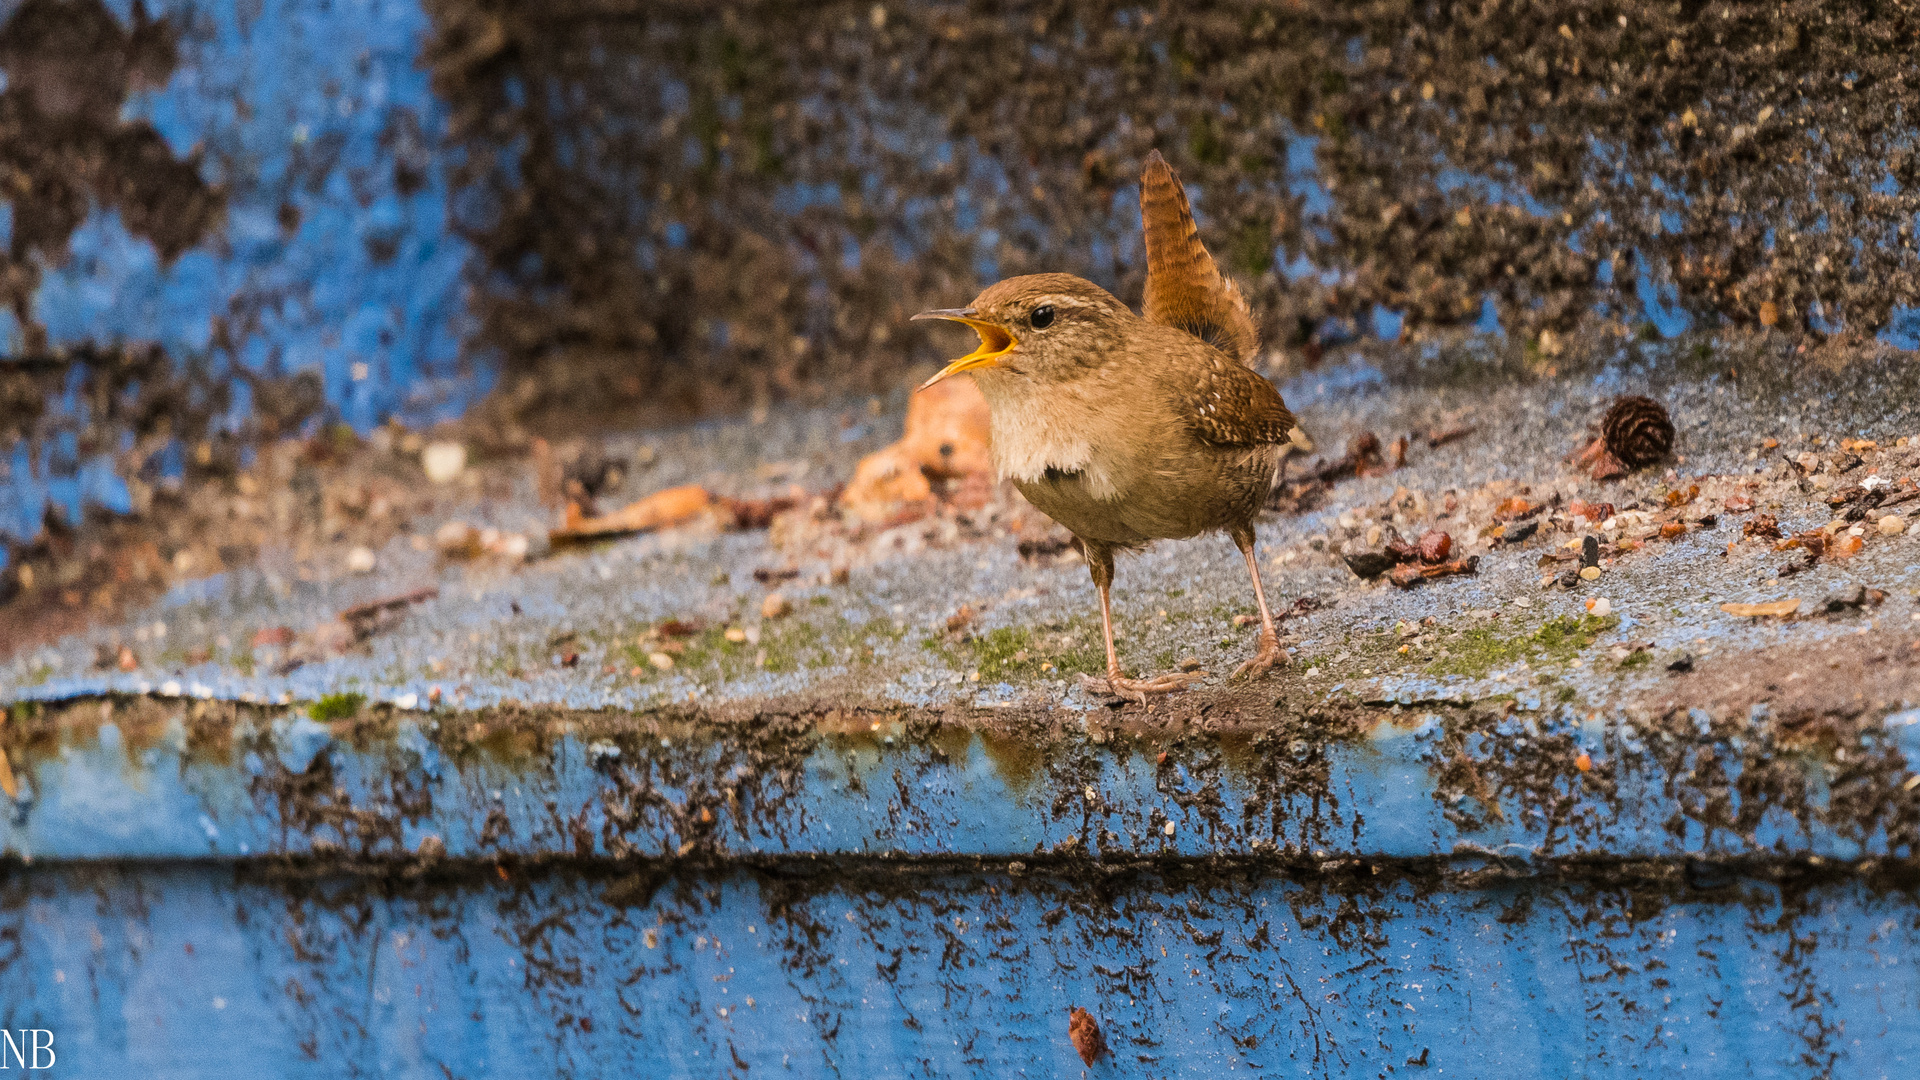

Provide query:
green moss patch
left=308, top=692, right=366, bottom=722
left=1426, top=615, right=1619, bottom=678
left=926, top=623, right=1104, bottom=682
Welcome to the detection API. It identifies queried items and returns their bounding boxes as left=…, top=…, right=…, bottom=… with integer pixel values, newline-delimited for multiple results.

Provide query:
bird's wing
left=1140, top=150, right=1260, bottom=365
left=1180, top=357, right=1305, bottom=450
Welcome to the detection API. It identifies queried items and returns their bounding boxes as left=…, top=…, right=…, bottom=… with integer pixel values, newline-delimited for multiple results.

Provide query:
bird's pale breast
left=971, top=317, right=1286, bottom=546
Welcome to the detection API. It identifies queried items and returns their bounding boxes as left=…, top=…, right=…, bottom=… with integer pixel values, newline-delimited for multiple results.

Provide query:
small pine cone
left=1601, top=395, right=1674, bottom=469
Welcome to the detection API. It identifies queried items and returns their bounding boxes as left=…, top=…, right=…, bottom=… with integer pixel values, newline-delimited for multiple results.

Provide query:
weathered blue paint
left=47, top=0, right=478, bottom=426
left=0, top=0, right=481, bottom=545
left=2, top=691, right=1919, bottom=1076
left=3, top=705, right=1918, bottom=865
left=0, top=861, right=1913, bottom=1078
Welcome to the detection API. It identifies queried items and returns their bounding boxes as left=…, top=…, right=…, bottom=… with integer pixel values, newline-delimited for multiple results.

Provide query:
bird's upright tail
left=1139, top=149, right=1260, bottom=365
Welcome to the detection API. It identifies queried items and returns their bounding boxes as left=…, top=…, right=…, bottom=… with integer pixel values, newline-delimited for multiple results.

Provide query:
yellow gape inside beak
left=911, top=309, right=1018, bottom=390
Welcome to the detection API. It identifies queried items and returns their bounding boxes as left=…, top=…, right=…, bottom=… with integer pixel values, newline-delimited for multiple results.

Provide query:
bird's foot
left=1232, top=632, right=1291, bottom=682
left=1080, top=670, right=1203, bottom=705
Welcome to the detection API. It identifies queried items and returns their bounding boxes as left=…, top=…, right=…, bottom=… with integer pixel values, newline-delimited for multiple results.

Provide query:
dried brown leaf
left=1719, top=599, right=1801, bottom=618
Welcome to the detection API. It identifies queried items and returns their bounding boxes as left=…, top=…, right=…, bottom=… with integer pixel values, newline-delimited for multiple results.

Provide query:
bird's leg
left=1230, top=524, right=1290, bottom=681
left=1076, top=540, right=1202, bottom=704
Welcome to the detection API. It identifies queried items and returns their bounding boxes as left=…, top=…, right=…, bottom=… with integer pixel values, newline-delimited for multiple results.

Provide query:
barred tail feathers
left=1139, top=149, right=1259, bottom=364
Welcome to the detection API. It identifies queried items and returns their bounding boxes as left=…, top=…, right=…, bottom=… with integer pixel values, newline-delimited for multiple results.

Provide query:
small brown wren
left=913, top=151, right=1311, bottom=702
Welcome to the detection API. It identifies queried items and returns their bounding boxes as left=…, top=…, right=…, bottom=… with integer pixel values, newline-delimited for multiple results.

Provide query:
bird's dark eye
left=1029, top=305, right=1055, bottom=330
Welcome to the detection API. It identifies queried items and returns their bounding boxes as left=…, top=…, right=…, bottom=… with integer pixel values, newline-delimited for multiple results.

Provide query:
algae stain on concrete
left=976, top=727, right=1047, bottom=792
left=923, top=622, right=1103, bottom=684
left=308, top=693, right=366, bottom=723
left=1424, top=615, right=1620, bottom=678
left=761, top=619, right=826, bottom=673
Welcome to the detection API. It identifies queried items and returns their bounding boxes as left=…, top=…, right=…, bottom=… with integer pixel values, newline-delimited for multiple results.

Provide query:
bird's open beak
left=911, top=308, right=1018, bottom=390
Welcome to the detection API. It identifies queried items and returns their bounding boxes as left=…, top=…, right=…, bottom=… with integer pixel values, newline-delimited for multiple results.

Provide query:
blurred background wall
left=5, top=0, right=1920, bottom=547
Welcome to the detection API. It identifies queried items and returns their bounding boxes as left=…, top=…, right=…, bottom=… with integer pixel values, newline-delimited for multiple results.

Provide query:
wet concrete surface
left=9, top=337, right=1920, bottom=727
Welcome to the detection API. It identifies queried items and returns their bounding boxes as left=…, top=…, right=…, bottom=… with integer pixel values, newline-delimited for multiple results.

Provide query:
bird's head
left=912, top=273, right=1130, bottom=391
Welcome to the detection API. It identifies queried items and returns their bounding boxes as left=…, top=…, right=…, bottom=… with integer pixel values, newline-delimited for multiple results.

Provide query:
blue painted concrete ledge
left=1, top=690, right=1917, bottom=1078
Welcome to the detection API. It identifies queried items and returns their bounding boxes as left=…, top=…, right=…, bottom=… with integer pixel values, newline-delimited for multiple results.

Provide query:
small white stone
left=1879, top=514, right=1905, bottom=536
left=346, top=546, right=377, bottom=573
left=422, top=441, right=467, bottom=484
left=160, top=680, right=182, bottom=697
left=393, top=692, right=419, bottom=710
left=1586, top=597, right=1612, bottom=617
left=1163, top=820, right=1177, bottom=837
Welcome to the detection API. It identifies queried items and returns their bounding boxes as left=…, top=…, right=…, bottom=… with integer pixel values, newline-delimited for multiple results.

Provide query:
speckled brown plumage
left=912, top=154, right=1309, bottom=702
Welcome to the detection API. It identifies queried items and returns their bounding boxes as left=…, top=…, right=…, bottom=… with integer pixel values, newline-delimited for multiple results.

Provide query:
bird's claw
left=1232, top=632, right=1290, bottom=682
left=1080, top=670, right=1204, bottom=705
